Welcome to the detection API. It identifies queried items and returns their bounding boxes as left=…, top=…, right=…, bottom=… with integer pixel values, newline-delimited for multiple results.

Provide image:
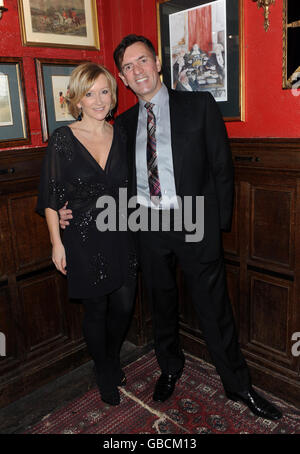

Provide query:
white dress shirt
left=135, top=83, right=178, bottom=209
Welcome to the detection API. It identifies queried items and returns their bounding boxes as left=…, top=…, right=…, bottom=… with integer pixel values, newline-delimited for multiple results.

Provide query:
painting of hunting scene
left=29, top=0, right=87, bottom=37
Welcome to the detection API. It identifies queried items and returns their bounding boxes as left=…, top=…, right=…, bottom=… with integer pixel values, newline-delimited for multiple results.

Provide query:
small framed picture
left=156, top=0, right=244, bottom=121
left=35, top=58, right=86, bottom=142
left=283, top=0, right=300, bottom=89
left=18, top=0, right=100, bottom=50
left=0, top=57, right=30, bottom=148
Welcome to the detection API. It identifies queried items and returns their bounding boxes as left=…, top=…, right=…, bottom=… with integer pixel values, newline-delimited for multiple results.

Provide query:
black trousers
left=138, top=229, right=251, bottom=393
left=82, top=282, right=136, bottom=391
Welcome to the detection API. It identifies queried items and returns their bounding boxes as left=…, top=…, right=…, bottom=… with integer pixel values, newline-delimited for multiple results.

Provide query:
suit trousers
left=138, top=229, right=251, bottom=393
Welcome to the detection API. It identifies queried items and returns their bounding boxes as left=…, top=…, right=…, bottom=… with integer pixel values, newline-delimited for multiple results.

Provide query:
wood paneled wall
left=179, top=139, right=300, bottom=407
left=1, top=139, right=300, bottom=408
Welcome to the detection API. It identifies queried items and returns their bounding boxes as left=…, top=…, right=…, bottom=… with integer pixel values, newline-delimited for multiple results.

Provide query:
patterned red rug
left=25, top=351, right=300, bottom=435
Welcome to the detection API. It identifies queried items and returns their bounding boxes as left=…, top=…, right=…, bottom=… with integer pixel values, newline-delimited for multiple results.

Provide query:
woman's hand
left=44, top=208, right=66, bottom=275
left=52, top=243, right=67, bottom=275
left=59, top=201, right=73, bottom=229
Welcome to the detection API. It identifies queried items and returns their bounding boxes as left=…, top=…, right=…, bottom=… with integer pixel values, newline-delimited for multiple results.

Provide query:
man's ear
left=119, top=72, right=128, bottom=87
left=156, top=56, right=162, bottom=73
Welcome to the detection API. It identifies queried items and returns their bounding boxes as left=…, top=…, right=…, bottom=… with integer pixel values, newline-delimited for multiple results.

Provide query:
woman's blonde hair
left=67, top=62, right=117, bottom=119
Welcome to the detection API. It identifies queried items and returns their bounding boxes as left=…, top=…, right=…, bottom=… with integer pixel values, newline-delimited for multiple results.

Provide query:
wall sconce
left=0, top=0, right=7, bottom=20
left=253, top=0, right=275, bottom=31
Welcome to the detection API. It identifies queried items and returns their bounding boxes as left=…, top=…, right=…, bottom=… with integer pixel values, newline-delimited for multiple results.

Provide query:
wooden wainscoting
left=0, top=147, right=145, bottom=408
left=1, top=139, right=300, bottom=408
left=179, top=139, right=300, bottom=408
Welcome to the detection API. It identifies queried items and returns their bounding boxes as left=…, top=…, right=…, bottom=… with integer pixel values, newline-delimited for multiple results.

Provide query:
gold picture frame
left=18, top=0, right=100, bottom=50
left=282, top=0, right=300, bottom=89
left=35, top=58, right=86, bottom=142
left=156, top=0, right=245, bottom=121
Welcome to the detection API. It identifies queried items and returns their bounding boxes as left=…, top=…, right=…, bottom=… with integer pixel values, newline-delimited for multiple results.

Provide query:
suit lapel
left=169, top=89, right=185, bottom=191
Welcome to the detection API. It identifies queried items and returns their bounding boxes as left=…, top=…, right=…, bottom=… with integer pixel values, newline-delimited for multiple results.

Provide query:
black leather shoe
left=153, top=372, right=182, bottom=402
left=225, top=387, right=282, bottom=421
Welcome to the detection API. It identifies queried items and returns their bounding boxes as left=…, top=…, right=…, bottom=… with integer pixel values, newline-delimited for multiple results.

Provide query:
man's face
left=119, top=42, right=162, bottom=102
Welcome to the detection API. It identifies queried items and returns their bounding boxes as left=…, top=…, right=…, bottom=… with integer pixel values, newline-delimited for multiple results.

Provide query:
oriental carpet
left=24, top=351, right=300, bottom=435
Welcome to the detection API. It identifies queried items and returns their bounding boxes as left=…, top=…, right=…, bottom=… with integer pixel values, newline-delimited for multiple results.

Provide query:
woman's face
left=77, top=73, right=112, bottom=121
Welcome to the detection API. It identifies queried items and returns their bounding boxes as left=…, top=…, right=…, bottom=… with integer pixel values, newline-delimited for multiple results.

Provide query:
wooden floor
left=0, top=341, right=149, bottom=434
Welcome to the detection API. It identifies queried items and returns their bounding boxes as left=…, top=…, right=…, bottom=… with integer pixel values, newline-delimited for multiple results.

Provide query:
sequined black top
left=36, top=125, right=137, bottom=299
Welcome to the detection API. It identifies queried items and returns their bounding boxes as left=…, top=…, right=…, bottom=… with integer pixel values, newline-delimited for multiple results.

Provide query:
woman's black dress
left=36, top=124, right=137, bottom=299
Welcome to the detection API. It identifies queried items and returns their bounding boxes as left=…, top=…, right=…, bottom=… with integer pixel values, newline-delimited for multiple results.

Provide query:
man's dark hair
left=113, top=34, right=157, bottom=72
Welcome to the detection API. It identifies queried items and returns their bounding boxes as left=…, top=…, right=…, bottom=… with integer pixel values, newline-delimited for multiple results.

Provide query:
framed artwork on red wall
left=282, top=0, right=300, bottom=90
left=18, top=0, right=100, bottom=50
left=0, top=57, right=30, bottom=148
left=35, top=58, right=86, bottom=142
left=156, top=0, right=244, bottom=121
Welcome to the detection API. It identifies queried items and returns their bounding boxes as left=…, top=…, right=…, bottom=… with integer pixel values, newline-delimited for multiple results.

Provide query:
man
left=60, top=35, right=281, bottom=421
left=175, top=70, right=193, bottom=91
left=187, top=71, right=198, bottom=91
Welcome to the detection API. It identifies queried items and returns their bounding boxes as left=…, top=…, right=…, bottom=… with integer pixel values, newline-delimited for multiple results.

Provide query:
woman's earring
left=77, top=108, right=83, bottom=121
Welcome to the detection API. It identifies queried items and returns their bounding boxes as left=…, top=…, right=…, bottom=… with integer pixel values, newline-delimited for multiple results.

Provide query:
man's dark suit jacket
left=115, top=89, right=234, bottom=262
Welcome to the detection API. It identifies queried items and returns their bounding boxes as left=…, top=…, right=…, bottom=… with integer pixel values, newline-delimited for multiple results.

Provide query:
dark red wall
left=1, top=0, right=299, bottom=153
left=100, top=0, right=158, bottom=117
left=101, top=0, right=300, bottom=138
left=1, top=0, right=106, bottom=150
left=228, top=0, right=300, bottom=138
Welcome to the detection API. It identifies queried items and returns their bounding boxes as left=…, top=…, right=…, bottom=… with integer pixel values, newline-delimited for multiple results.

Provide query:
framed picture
left=18, top=0, right=100, bottom=50
left=35, top=58, right=85, bottom=142
left=283, top=0, right=300, bottom=89
left=0, top=57, right=30, bottom=148
left=156, top=0, right=244, bottom=121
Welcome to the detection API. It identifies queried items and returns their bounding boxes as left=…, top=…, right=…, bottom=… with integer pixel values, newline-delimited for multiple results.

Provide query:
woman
left=36, top=62, right=137, bottom=406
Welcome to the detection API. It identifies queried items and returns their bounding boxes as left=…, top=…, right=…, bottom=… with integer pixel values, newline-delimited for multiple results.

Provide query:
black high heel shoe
left=100, top=370, right=126, bottom=405
left=93, top=366, right=121, bottom=406
left=100, top=387, right=120, bottom=406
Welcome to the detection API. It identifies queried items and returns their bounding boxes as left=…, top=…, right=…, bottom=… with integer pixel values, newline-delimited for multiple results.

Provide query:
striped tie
left=144, top=102, right=161, bottom=205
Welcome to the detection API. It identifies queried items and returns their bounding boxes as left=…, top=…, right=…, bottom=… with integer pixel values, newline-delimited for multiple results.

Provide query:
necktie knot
left=144, top=102, right=154, bottom=113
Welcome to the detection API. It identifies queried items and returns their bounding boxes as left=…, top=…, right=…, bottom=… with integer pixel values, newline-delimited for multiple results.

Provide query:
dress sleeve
left=36, top=128, right=71, bottom=216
